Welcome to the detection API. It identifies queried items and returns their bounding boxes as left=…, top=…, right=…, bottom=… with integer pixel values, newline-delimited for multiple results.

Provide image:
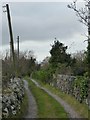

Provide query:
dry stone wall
left=51, top=74, right=88, bottom=104
left=56, top=75, right=75, bottom=95
left=2, top=78, right=25, bottom=118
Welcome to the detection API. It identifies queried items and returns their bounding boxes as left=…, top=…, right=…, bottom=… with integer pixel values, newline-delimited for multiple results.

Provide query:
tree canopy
left=49, top=40, right=71, bottom=67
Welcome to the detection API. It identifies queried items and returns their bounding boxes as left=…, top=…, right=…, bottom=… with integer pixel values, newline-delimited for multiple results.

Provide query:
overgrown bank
left=32, top=73, right=88, bottom=118
left=33, top=70, right=88, bottom=103
left=32, top=75, right=88, bottom=118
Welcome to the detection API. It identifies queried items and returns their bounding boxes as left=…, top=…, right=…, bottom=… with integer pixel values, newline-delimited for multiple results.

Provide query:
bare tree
left=68, top=0, right=90, bottom=74
left=68, top=0, right=90, bottom=110
left=68, top=0, right=89, bottom=26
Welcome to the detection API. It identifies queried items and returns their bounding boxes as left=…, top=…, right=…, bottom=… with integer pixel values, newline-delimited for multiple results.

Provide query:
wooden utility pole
left=17, top=36, right=19, bottom=76
left=88, top=1, right=90, bottom=44
left=88, top=1, right=90, bottom=34
left=88, top=1, right=90, bottom=111
left=6, top=4, right=15, bottom=74
left=17, top=36, right=19, bottom=61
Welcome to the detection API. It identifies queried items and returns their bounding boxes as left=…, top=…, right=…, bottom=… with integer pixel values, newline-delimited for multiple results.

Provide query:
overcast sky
left=1, top=2, right=87, bottom=62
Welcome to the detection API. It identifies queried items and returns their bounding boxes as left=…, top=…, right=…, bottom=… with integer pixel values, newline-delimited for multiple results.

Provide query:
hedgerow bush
left=73, top=75, right=88, bottom=103
left=32, top=67, right=54, bottom=84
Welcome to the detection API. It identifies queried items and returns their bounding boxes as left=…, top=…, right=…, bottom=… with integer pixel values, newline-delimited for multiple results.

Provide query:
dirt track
left=23, top=80, right=37, bottom=118
left=23, top=79, right=84, bottom=119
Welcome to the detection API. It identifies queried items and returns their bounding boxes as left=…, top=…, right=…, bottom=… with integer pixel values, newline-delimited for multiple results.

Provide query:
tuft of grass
left=26, top=77, right=68, bottom=118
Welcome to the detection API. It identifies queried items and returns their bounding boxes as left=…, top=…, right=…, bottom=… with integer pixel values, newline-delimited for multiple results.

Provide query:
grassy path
left=34, top=79, right=88, bottom=118
left=30, top=78, right=83, bottom=118
left=26, top=77, right=68, bottom=118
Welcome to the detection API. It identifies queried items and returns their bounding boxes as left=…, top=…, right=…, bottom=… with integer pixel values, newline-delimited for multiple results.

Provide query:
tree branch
left=67, top=0, right=89, bottom=26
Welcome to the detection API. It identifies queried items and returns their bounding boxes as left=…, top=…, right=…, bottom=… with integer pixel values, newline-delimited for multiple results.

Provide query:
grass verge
left=26, top=77, right=68, bottom=118
left=42, top=83, right=88, bottom=118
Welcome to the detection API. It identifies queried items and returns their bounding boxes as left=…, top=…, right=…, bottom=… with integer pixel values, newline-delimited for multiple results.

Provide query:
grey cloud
left=2, top=2, right=86, bottom=45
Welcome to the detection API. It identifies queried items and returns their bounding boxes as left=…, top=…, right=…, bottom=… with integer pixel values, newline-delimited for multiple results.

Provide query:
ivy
left=73, top=76, right=88, bottom=102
